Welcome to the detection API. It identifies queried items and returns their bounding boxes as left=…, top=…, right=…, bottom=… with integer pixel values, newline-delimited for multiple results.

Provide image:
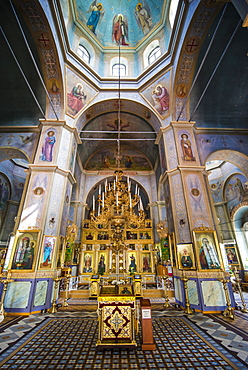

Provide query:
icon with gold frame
left=11, top=229, right=41, bottom=271
left=40, top=235, right=56, bottom=269
left=142, top=252, right=152, bottom=273
left=127, top=251, right=137, bottom=274
left=97, top=251, right=107, bottom=275
left=193, top=229, right=223, bottom=271
left=224, top=244, right=239, bottom=265
left=83, top=251, right=94, bottom=273
left=118, top=284, right=133, bottom=295
left=177, top=243, right=195, bottom=270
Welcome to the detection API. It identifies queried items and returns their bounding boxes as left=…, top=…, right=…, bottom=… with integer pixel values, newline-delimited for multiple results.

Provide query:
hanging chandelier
left=89, top=44, right=146, bottom=252
left=90, top=170, right=145, bottom=232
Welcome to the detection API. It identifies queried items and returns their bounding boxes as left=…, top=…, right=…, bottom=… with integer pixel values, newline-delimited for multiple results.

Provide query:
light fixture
left=89, top=45, right=145, bottom=253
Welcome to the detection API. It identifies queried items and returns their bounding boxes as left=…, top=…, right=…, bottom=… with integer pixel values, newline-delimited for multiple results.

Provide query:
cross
left=38, top=33, right=50, bottom=47
left=181, top=64, right=191, bottom=74
left=180, top=65, right=191, bottom=80
left=46, top=58, right=56, bottom=69
left=114, top=100, right=123, bottom=109
left=186, top=38, right=199, bottom=53
left=110, top=312, right=124, bottom=331
left=28, top=10, right=41, bottom=24
left=196, top=10, right=210, bottom=28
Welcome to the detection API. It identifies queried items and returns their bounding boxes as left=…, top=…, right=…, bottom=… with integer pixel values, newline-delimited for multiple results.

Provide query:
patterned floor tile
left=0, top=315, right=245, bottom=369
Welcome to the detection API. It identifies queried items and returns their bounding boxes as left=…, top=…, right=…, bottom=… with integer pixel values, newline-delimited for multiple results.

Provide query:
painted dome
left=65, top=0, right=177, bottom=49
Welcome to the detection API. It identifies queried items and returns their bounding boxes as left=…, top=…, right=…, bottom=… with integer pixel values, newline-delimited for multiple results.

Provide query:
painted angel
left=112, top=14, right=129, bottom=46
left=134, top=1, right=152, bottom=35
left=86, top=1, right=105, bottom=35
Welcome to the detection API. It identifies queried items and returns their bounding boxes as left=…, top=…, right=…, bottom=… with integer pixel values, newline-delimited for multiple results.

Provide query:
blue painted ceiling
left=72, top=0, right=167, bottom=48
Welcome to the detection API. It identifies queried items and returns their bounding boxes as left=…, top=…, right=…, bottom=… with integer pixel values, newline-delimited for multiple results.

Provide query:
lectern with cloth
left=96, top=284, right=137, bottom=349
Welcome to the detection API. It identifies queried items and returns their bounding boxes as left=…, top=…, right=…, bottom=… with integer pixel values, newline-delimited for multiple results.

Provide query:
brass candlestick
left=181, top=276, right=194, bottom=315
left=233, top=268, right=248, bottom=313
left=48, top=276, right=62, bottom=314
left=218, top=277, right=235, bottom=320
left=0, top=271, right=14, bottom=320
left=63, top=273, right=71, bottom=307
left=163, top=276, right=170, bottom=308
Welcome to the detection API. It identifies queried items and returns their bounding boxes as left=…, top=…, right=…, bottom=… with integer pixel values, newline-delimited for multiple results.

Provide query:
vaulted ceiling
left=69, top=0, right=170, bottom=48
left=0, top=0, right=247, bottom=174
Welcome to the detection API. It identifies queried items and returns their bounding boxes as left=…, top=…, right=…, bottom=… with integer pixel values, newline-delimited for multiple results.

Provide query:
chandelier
left=90, top=170, right=145, bottom=236
left=88, top=46, right=146, bottom=253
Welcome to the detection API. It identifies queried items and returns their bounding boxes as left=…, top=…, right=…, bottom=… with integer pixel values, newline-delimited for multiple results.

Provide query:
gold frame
left=82, top=251, right=94, bottom=274
left=224, top=244, right=239, bottom=265
left=97, top=251, right=108, bottom=275
left=127, top=251, right=138, bottom=274
left=10, top=229, right=41, bottom=272
left=193, top=229, right=223, bottom=271
left=39, top=235, right=57, bottom=269
left=169, top=232, right=177, bottom=268
left=84, top=230, right=95, bottom=241
left=141, top=252, right=153, bottom=273
left=177, top=243, right=195, bottom=270
left=57, top=236, right=65, bottom=268
left=118, top=284, right=133, bottom=295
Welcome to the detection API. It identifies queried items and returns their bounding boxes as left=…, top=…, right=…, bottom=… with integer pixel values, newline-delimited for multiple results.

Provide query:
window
left=169, top=0, right=180, bottom=29
left=112, top=63, right=126, bottom=77
left=110, top=57, right=128, bottom=77
left=148, top=46, right=161, bottom=65
left=143, top=40, right=161, bottom=68
left=78, top=44, right=90, bottom=64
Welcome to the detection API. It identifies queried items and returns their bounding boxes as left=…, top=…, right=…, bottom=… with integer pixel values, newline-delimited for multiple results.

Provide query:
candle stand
left=0, top=271, right=14, bottom=321
left=181, top=276, right=194, bottom=315
left=63, top=273, right=71, bottom=307
left=48, top=276, right=62, bottom=313
left=233, top=269, right=248, bottom=313
left=162, top=276, right=170, bottom=308
left=218, top=277, right=235, bottom=320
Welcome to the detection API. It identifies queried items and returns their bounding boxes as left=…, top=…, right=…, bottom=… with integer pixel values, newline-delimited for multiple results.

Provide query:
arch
left=230, top=204, right=248, bottom=267
left=0, top=172, right=12, bottom=238
left=206, top=150, right=248, bottom=178
left=13, top=0, right=64, bottom=119
left=110, top=56, right=128, bottom=76
left=143, top=40, right=160, bottom=68
left=78, top=44, right=90, bottom=64
left=84, top=143, right=153, bottom=172
left=112, top=63, right=126, bottom=77
left=0, top=147, right=30, bottom=163
left=169, top=0, right=180, bottom=29
left=77, top=37, right=95, bottom=66
left=76, top=98, right=162, bottom=133
left=173, top=1, right=224, bottom=121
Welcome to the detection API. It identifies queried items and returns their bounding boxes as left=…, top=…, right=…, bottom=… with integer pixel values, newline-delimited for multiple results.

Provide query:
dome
left=63, top=0, right=178, bottom=49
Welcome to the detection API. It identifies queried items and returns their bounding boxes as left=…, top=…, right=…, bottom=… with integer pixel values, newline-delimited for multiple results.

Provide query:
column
left=3, top=120, right=80, bottom=315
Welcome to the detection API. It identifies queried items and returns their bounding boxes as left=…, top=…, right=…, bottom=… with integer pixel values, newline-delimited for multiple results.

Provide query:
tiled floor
left=0, top=293, right=247, bottom=369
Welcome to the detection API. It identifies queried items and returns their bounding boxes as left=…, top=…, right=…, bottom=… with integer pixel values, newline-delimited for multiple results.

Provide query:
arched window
left=78, top=44, right=90, bottom=64
left=143, top=40, right=161, bottom=68
left=148, top=46, right=161, bottom=65
left=112, top=63, right=126, bottom=77
left=169, top=0, right=180, bottom=29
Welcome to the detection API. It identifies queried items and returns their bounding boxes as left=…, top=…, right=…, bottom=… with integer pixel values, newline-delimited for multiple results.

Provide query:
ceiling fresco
left=85, top=143, right=152, bottom=171
left=79, top=111, right=158, bottom=169
left=71, top=0, right=168, bottom=48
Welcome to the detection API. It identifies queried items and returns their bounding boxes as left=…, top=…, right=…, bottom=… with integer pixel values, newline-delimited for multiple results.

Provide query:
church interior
left=0, top=0, right=248, bottom=368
